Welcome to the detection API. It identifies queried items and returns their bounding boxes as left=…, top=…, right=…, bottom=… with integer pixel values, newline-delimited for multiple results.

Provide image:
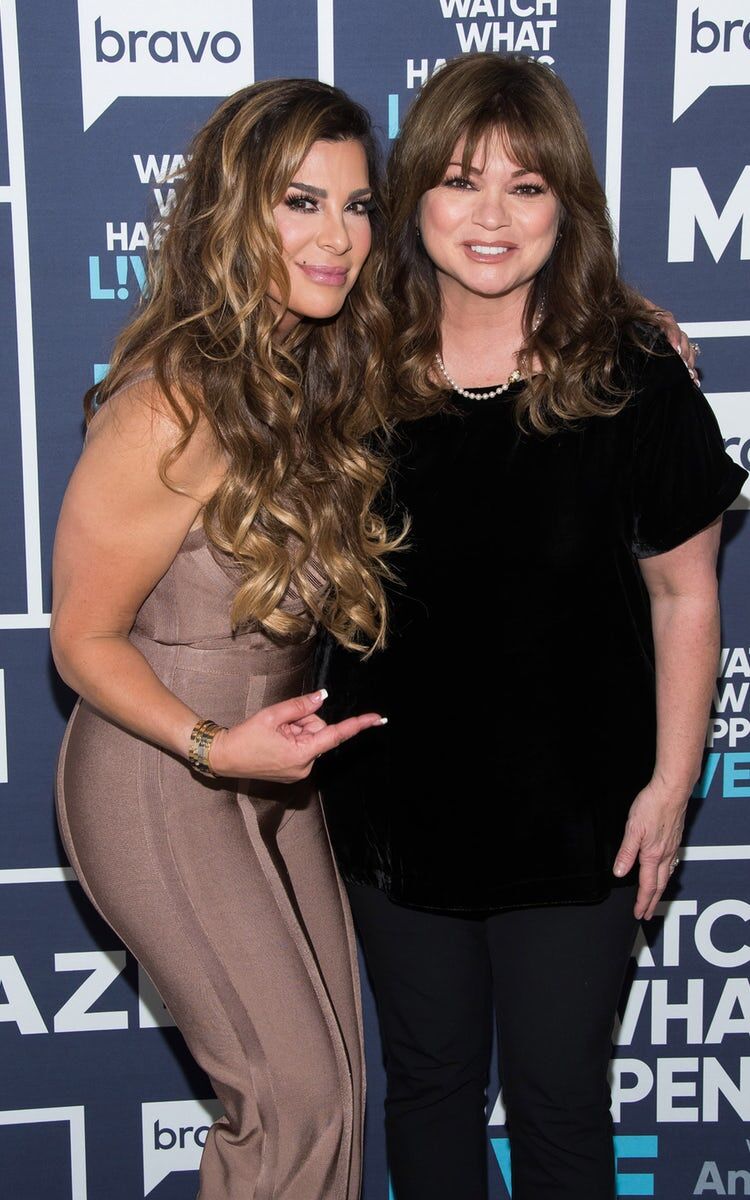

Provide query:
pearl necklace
left=435, top=354, right=522, bottom=400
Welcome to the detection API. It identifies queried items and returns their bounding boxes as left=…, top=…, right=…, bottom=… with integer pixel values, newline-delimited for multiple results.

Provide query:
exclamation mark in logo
left=388, top=94, right=399, bottom=139
left=116, top=255, right=129, bottom=300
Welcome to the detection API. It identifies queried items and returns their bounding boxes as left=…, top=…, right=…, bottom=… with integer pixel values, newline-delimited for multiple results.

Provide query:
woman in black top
left=321, top=55, right=746, bottom=1200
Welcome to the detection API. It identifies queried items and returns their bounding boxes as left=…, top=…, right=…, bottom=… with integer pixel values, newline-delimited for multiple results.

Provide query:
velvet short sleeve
left=629, top=346, right=747, bottom=558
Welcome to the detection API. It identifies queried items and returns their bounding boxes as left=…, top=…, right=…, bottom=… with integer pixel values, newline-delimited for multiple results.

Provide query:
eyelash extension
left=285, top=192, right=319, bottom=211
left=441, top=175, right=547, bottom=195
left=284, top=192, right=374, bottom=214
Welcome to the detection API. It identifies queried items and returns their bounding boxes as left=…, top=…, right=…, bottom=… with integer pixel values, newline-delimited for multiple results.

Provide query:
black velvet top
left=319, top=338, right=747, bottom=912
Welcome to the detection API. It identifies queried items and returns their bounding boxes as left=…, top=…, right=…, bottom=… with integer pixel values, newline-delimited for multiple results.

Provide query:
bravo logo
left=142, top=1098, right=223, bottom=1195
left=77, top=0, right=255, bottom=131
left=673, top=0, right=750, bottom=120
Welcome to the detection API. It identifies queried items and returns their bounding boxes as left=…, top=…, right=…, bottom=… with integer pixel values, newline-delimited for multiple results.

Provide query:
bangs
left=456, top=108, right=562, bottom=192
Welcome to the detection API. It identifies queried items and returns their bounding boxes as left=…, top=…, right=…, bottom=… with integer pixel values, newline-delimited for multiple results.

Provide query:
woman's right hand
left=208, top=689, right=385, bottom=782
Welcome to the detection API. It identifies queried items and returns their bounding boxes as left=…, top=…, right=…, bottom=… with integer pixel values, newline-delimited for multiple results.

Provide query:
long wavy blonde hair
left=386, top=54, right=658, bottom=432
left=86, top=79, right=399, bottom=651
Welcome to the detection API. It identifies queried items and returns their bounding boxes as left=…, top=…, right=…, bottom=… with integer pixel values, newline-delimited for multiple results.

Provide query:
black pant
left=348, top=883, right=638, bottom=1200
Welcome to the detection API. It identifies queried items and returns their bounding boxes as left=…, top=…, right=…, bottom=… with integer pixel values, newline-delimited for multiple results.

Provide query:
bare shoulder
left=85, top=373, right=226, bottom=502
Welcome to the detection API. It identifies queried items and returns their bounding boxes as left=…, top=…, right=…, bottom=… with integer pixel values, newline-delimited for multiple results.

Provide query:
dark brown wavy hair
left=386, top=53, right=658, bottom=432
left=86, top=79, right=400, bottom=651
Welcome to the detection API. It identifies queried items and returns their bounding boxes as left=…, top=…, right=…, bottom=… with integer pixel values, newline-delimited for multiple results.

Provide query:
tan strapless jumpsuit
left=55, top=525, right=364, bottom=1199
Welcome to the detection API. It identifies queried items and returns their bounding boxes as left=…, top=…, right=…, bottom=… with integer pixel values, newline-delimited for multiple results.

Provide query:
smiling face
left=270, top=138, right=373, bottom=334
left=418, top=130, right=562, bottom=309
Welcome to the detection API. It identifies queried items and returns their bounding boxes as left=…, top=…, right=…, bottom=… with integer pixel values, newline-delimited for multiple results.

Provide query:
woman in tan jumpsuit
left=52, top=79, right=396, bottom=1199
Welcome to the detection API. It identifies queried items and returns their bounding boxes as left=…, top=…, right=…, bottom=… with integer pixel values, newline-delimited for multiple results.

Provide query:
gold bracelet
left=188, top=718, right=225, bottom=777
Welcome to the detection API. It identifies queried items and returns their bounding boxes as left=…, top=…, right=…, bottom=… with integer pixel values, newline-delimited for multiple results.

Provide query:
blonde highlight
left=86, top=79, right=401, bottom=652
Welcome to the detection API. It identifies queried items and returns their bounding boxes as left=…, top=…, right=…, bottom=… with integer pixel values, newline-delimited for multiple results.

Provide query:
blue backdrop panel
left=0, top=2, right=747, bottom=1197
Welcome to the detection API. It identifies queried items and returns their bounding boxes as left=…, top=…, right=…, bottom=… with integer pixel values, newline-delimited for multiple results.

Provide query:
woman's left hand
left=613, top=779, right=689, bottom=920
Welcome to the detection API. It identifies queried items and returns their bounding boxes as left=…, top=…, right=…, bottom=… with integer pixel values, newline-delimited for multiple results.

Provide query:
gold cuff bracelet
left=188, top=718, right=224, bottom=777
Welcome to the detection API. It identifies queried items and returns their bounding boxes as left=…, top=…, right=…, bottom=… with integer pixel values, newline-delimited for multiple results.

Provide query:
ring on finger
left=689, top=341, right=701, bottom=357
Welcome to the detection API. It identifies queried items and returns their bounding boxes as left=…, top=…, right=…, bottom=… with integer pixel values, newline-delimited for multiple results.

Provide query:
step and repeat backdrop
left=0, top=1, right=748, bottom=1197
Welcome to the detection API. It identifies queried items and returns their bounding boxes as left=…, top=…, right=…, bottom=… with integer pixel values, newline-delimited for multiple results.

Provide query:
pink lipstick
left=298, top=264, right=349, bottom=285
